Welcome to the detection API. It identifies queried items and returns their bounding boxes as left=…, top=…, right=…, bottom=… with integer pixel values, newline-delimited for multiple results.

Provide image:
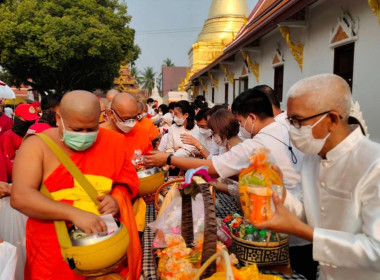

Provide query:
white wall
left=202, top=0, right=380, bottom=142
left=305, top=0, right=380, bottom=142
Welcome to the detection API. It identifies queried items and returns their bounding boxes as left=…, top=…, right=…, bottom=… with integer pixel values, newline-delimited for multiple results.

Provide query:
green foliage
left=162, top=57, right=174, bottom=67
left=0, top=0, right=140, bottom=95
left=130, top=65, right=141, bottom=84
left=0, top=69, right=12, bottom=85
left=140, top=67, right=156, bottom=94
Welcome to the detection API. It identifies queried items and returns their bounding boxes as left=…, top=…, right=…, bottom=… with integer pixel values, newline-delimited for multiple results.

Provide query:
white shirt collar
left=324, top=125, right=364, bottom=162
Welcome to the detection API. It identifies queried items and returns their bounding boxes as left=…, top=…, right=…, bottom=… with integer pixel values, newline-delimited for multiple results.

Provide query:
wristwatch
left=197, top=144, right=204, bottom=151
left=166, top=154, right=174, bottom=165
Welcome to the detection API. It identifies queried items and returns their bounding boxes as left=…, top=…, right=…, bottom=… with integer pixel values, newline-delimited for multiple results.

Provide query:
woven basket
left=154, top=177, right=184, bottom=211
left=231, top=231, right=290, bottom=267
left=154, top=176, right=218, bottom=279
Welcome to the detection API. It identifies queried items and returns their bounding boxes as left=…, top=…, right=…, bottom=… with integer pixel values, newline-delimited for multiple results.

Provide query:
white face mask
left=213, top=134, right=227, bottom=147
left=289, top=113, right=331, bottom=154
left=174, top=116, right=185, bottom=126
left=159, top=112, right=163, bottom=116
left=115, top=118, right=136, bottom=133
left=199, top=128, right=212, bottom=137
left=240, top=117, right=254, bottom=139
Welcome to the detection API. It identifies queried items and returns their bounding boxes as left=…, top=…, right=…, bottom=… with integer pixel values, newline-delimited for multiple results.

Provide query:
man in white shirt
left=257, top=74, right=380, bottom=280
left=145, top=90, right=301, bottom=193
left=254, top=84, right=289, bottom=129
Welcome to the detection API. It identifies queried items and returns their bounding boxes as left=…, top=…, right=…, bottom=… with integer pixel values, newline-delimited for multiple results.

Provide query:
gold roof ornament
left=368, top=0, right=380, bottom=24
left=241, top=51, right=260, bottom=83
left=279, top=26, right=304, bottom=71
left=114, top=64, right=141, bottom=94
left=189, top=0, right=248, bottom=77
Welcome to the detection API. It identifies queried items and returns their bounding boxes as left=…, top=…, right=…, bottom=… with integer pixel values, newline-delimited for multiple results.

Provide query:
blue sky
left=126, top=0, right=257, bottom=75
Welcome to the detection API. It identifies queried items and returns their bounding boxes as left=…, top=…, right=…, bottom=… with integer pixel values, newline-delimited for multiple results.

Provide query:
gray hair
left=287, top=74, right=351, bottom=120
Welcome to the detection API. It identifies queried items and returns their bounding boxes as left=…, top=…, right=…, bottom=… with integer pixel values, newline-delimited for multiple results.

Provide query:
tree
left=140, top=67, right=156, bottom=94
left=0, top=69, right=12, bottom=86
left=162, top=58, right=174, bottom=67
left=0, top=0, right=140, bottom=95
left=131, top=66, right=141, bottom=84
left=159, top=57, right=174, bottom=90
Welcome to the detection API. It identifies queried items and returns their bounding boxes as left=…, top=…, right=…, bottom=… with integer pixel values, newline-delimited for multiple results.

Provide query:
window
left=334, top=43, right=354, bottom=90
left=212, top=87, right=215, bottom=103
left=274, top=65, right=284, bottom=102
left=233, top=79, right=239, bottom=100
left=240, top=77, right=248, bottom=94
left=224, top=83, right=229, bottom=104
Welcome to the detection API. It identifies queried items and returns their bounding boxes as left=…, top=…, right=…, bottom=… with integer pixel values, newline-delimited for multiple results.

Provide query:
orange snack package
left=238, top=148, right=283, bottom=224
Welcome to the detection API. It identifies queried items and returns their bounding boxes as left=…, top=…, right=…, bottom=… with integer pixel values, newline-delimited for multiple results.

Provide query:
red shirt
left=0, top=113, right=13, bottom=137
left=0, top=129, right=23, bottom=174
left=0, top=147, right=8, bottom=182
left=27, top=122, right=52, bottom=134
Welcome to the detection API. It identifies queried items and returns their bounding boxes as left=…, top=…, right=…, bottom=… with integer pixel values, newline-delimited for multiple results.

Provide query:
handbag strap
left=40, top=184, right=73, bottom=250
left=36, top=133, right=100, bottom=206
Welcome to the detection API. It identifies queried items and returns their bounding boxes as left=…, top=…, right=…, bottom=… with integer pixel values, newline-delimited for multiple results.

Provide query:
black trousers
left=290, top=244, right=319, bottom=280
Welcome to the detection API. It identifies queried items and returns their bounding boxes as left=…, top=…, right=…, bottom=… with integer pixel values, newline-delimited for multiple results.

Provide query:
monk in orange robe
left=11, top=91, right=141, bottom=280
left=101, top=93, right=153, bottom=158
left=137, top=101, right=159, bottom=143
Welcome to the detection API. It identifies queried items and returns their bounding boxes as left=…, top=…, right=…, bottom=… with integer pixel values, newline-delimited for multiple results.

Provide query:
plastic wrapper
left=204, top=263, right=281, bottom=280
left=0, top=196, right=27, bottom=280
left=238, top=148, right=283, bottom=224
left=0, top=241, right=17, bottom=280
left=149, top=190, right=205, bottom=249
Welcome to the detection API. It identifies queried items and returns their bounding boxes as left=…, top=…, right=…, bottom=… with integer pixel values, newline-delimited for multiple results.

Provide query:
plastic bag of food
left=238, top=148, right=283, bottom=224
left=148, top=191, right=205, bottom=248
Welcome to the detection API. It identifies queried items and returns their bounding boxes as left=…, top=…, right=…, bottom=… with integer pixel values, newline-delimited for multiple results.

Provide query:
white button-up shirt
left=285, top=126, right=380, bottom=279
left=274, top=111, right=289, bottom=129
left=165, top=124, right=199, bottom=158
left=212, top=121, right=302, bottom=193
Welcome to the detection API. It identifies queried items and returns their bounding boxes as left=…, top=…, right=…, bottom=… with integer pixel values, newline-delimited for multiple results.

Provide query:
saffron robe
left=25, top=128, right=142, bottom=280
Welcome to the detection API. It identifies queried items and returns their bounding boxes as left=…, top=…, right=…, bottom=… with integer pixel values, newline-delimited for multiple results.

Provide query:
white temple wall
left=202, top=0, right=380, bottom=141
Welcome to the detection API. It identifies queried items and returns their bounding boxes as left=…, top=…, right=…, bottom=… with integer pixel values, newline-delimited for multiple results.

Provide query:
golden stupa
left=188, top=0, right=249, bottom=77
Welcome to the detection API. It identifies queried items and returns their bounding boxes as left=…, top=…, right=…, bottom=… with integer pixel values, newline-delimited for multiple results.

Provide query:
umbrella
left=0, top=80, right=16, bottom=99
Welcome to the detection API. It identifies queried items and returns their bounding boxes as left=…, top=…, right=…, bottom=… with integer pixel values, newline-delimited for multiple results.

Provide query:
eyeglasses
left=111, top=108, right=136, bottom=123
left=286, top=110, right=342, bottom=129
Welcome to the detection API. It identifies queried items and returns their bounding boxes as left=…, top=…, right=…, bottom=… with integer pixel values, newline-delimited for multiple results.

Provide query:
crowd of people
left=0, top=73, right=379, bottom=280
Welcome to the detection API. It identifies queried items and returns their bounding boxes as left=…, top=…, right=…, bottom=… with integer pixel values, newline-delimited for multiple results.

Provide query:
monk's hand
left=97, top=195, right=119, bottom=217
left=180, top=133, right=199, bottom=147
left=144, top=151, right=171, bottom=167
left=0, top=182, right=11, bottom=198
left=72, top=211, right=107, bottom=234
left=254, top=193, right=314, bottom=241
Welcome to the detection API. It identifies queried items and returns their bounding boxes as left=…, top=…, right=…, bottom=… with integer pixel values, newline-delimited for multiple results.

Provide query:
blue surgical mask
left=60, top=118, right=98, bottom=151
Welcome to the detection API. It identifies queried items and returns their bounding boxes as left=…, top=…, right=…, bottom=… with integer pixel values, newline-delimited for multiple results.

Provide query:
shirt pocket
left=326, top=185, right=353, bottom=200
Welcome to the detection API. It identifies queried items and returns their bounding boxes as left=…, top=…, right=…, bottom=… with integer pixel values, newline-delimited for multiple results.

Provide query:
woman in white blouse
left=165, top=100, right=199, bottom=158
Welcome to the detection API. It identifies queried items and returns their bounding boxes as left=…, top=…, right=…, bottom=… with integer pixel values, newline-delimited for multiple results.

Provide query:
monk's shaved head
left=60, top=90, right=100, bottom=120
left=99, top=98, right=109, bottom=112
left=137, top=101, right=144, bottom=111
left=106, top=89, right=120, bottom=102
left=111, top=92, right=138, bottom=118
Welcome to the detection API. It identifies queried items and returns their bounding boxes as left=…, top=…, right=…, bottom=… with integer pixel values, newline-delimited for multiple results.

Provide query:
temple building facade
left=187, top=0, right=380, bottom=142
